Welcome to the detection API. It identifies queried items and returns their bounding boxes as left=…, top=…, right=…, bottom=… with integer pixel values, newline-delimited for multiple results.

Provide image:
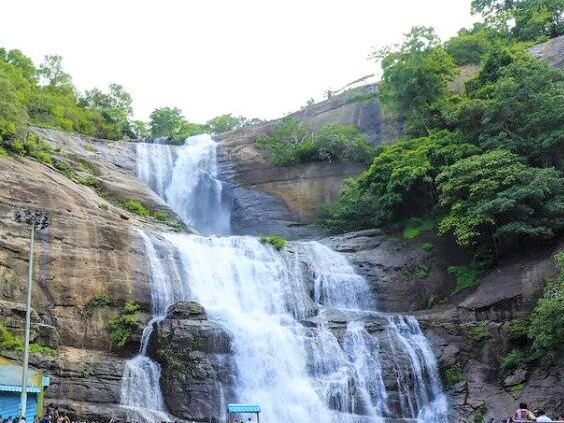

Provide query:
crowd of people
left=487, top=403, right=564, bottom=422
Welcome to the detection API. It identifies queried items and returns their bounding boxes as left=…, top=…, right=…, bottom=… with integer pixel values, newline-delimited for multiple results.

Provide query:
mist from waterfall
left=135, top=134, right=231, bottom=235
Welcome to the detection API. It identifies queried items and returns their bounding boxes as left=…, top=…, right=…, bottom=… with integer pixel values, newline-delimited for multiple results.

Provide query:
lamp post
left=14, top=209, right=50, bottom=420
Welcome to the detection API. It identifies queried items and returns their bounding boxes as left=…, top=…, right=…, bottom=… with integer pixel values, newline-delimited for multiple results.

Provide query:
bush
left=449, top=264, right=480, bottom=292
left=416, top=265, right=430, bottom=279
left=528, top=251, right=564, bottom=356
left=54, top=159, right=74, bottom=178
left=0, top=323, right=56, bottom=356
left=122, top=199, right=151, bottom=216
left=507, top=320, right=529, bottom=341
left=442, top=363, right=464, bottom=386
left=256, top=119, right=373, bottom=166
left=421, top=242, right=434, bottom=252
left=9, top=139, right=25, bottom=155
left=35, top=150, right=52, bottom=164
left=107, top=301, right=140, bottom=348
left=153, top=210, right=169, bottom=221
left=84, top=294, right=116, bottom=316
left=259, top=235, right=286, bottom=251
left=468, top=324, right=491, bottom=342
left=500, top=349, right=525, bottom=371
left=403, top=218, right=434, bottom=239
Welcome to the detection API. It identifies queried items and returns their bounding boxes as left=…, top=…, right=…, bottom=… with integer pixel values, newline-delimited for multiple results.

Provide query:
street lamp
left=14, top=209, right=50, bottom=420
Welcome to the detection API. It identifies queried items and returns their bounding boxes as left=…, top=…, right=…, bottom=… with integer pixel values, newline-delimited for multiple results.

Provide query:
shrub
left=528, top=251, right=564, bottom=356
left=153, top=210, right=169, bottom=221
left=28, top=344, right=56, bottom=357
left=122, top=199, right=150, bottom=216
left=416, top=265, right=430, bottom=279
left=403, top=218, right=434, bottom=239
left=507, top=320, right=529, bottom=341
left=0, top=323, right=56, bottom=356
left=84, top=294, right=116, bottom=316
left=500, top=349, right=525, bottom=371
left=442, top=363, right=463, bottom=386
left=421, top=242, right=434, bottom=252
left=508, top=383, right=525, bottom=397
left=9, top=139, right=25, bottom=155
left=259, top=235, right=286, bottom=251
left=449, top=264, right=479, bottom=292
left=468, top=324, right=490, bottom=343
left=54, top=159, right=74, bottom=178
left=107, top=300, right=140, bottom=348
left=35, top=151, right=52, bottom=164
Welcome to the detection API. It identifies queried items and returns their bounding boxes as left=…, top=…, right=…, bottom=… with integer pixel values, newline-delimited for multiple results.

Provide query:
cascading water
left=128, top=133, right=449, bottom=423
left=135, top=134, right=231, bottom=235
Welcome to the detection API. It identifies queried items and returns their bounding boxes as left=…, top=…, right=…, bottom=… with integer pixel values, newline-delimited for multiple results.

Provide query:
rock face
left=217, top=83, right=401, bottom=239
left=529, top=34, right=564, bottom=68
left=320, top=229, right=564, bottom=421
left=149, top=302, right=233, bottom=422
left=0, top=128, right=186, bottom=411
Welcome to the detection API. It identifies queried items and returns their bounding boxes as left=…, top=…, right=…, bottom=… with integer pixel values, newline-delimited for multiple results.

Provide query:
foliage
left=437, top=150, right=564, bottom=251
left=107, top=301, right=140, bottom=348
left=508, top=383, right=525, bottom=396
left=0, top=323, right=56, bottom=356
left=259, top=235, right=286, bottom=251
left=256, top=119, right=373, bottom=166
left=318, top=131, right=478, bottom=234
left=421, top=242, right=435, bottom=252
left=507, top=319, right=530, bottom=341
left=374, top=26, right=458, bottom=135
left=415, top=265, right=430, bottom=279
left=206, top=114, right=249, bottom=133
left=468, top=324, right=491, bottom=342
left=149, top=107, right=205, bottom=139
left=442, top=363, right=464, bottom=386
left=121, top=199, right=151, bottom=217
left=471, top=0, right=564, bottom=40
left=80, top=83, right=133, bottom=136
left=84, top=294, right=117, bottom=316
left=0, top=48, right=135, bottom=141
left=500, top=348, right=525, bottom=371
left=528, top=251, right=564, bottom=356
left=403, top=218, right=435, bottom=239
left=448, top=264, right=480, bottom=292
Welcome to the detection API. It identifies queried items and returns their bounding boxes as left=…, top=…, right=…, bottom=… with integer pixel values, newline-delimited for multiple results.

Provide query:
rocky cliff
left=217, top=83, right=401, bottom=239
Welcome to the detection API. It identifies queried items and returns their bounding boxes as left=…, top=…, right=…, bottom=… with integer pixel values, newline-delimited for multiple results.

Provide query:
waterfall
left=128, top=133, right=449, bottom=423
left=135, top=134, right=231, bottom=235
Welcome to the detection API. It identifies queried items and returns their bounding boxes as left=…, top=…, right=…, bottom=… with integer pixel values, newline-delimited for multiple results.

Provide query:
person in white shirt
left=536, top=410, right=553, bottom=422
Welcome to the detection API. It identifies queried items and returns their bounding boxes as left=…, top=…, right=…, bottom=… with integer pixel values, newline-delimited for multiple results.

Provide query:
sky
left=0, top=0, right=476, bottom=123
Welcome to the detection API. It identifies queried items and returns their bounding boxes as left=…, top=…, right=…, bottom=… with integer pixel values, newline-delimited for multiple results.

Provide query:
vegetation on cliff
left=107, top=300, right=141, bottom=348
left=318, top=1, right=564, bottom=262
left=256, top=118, right=374, bottom=166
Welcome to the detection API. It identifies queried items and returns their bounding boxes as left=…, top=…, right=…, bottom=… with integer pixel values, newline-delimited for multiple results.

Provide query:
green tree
left=206, top=114, right=243, bottom=133
left=149, top=107, right=186, bottom=138
left=82, top=83, right=133, bottom=136
left=38, top=54, right=73, bottom=91
left=528, top=251, right=564, bottom=356
left=375, top=26, right=458, bottom=135
left=131, top=120, right=149, bottom=138
left=472, top=0, right=564, bottom=40
left=437, top=150, right=564, bottom=251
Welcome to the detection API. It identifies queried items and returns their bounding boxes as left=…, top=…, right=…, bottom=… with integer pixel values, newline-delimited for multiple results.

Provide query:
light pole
left=14, top=209, right=49, bottom=421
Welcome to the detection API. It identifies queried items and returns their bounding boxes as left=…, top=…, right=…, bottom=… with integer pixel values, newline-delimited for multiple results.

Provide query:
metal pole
left=20, top=224, right=35, bottom=419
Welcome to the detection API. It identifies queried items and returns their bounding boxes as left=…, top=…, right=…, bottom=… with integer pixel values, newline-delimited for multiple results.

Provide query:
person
left=514, top=403, right=536, bottom=421
left=536, top=410, right=553, bottom=422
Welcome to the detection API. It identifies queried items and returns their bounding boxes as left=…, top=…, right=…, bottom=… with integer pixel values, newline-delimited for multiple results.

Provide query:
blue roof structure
left=227, top=404, right=261, bottom=414
left=0, top=384, right=41, bottom=393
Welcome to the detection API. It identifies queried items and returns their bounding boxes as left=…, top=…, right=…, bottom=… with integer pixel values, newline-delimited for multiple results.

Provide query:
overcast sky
left=1, top=0, right=476, bottom=123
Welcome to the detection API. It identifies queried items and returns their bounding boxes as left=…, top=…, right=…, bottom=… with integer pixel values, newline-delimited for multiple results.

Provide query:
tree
left=206, top=114, right=243, bottom=133
left=38, top=55, right=73, bottom=91
left=437, top=150, right=564, bottom=251
left=528, top=251, right=564, bottom=356
left=471, top=0, right=564, bottom=40
left=465, top=53, right=564, bottom=167
left=374, top=26, right=458, bottom=135
left=131, top=120, right=149, bottom=138
left=82, top=83, right=133, bottom=136
left=149, top=107, right=185, bottom=138
left=0, top=78, right=28, bottom=139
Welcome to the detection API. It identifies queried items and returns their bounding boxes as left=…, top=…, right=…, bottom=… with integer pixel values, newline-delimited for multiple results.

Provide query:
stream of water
left=122, top=135, right=449, bottom=423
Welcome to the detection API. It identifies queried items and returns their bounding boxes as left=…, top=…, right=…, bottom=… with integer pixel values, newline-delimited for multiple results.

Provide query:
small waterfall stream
left=124, top=135, right=449, bottom=423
